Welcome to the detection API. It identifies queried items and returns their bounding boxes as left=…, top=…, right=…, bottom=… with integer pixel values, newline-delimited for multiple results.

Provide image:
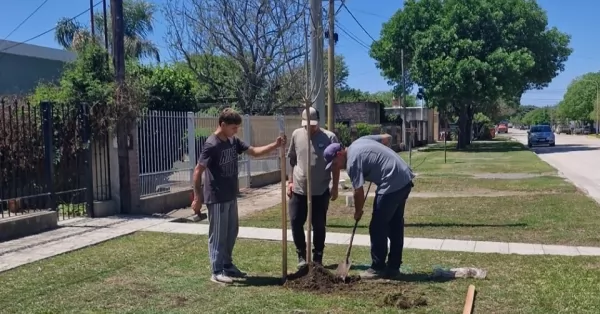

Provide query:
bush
left=335, top=123, right=351, bottom=146
left=334, top=122, right=382, bottom=147
left=355, top=123, right=382, bottom=137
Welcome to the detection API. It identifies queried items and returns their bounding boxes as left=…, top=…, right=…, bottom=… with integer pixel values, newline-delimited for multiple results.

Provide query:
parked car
left=583, top=126, right=595, bottom=135
left=528, top=125, right=555, bottom=147
left=555, top=125, right=572, bottom=134
left=497, top=124, right=508, bottom=133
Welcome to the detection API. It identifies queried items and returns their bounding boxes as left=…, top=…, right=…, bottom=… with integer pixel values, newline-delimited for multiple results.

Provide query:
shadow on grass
left=322, top=264, right=456, bottom=283
left=235, top=276, right=283, bottom=287
left=421, top=141, right=526, bottom=153
left=327, top=222, right=527, bottom=229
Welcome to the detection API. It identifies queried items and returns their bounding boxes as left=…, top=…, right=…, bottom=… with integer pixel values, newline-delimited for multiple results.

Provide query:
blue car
left=527, top=125, right=555, bottom=147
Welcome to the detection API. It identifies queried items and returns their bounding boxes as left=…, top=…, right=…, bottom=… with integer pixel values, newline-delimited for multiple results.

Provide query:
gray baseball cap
left=301, top=107, right=319, bottom=126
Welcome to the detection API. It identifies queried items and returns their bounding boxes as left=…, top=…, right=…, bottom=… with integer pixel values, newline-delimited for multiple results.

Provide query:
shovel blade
left=335, top=259, right=352, bottom=280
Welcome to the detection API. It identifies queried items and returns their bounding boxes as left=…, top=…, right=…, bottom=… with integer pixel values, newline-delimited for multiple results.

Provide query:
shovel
left=336, top=182, right=372, bottom=280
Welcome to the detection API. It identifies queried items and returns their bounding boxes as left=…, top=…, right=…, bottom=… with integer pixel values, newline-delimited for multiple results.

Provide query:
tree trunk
left=465, top=105, right=474, bottom=145
left=456, top=104, right=469, bottom=150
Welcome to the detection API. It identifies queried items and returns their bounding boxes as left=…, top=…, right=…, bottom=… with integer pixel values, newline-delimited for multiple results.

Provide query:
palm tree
left=54, top=0, right=160, bottom=62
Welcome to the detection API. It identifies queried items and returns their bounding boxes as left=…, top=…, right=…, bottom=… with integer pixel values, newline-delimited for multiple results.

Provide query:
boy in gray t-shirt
left=323, top=136, right=414, bottom=279
left=193, top=108, right=286, bottom=284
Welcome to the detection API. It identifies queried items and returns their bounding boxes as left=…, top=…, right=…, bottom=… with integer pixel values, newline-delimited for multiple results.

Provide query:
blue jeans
left=369, top=182, right=412, bottom=271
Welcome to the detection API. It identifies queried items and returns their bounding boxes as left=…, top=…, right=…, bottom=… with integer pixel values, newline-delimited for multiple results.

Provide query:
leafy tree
left=55, top=0, right=160, bottom=62
left=324, top=52, right=350, bottom=90
left=31, top=43, right=114, bottom=105
left=371, top=0, right=572, bottom=149
left=558, top=72, right=600, bottom=122
left=172, top=54, right=241, bottom=105
left=521, top=107, right=551, bottom=126
left=130, top=64, right=198, bottom=112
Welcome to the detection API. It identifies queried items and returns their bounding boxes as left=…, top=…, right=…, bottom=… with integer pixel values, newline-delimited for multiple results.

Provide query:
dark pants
left=370, top=182, right=412, bottom=271
left=289, top=189, right=330, bottom=257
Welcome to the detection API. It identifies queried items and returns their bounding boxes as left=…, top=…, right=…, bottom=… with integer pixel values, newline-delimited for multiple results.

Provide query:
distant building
left=0, top=40, right=75, bottom=95
left=282, top=102, right=381, bottom=126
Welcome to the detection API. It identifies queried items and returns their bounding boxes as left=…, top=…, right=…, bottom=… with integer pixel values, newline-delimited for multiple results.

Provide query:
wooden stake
left=462, top=284, right=476, bottom=314
left=278, top=116, right=288, bottom=281
left=305, top=101, right=313, bottom=269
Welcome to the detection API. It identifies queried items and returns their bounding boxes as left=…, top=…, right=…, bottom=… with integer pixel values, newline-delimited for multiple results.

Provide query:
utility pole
left=103, top=0, right=109, bottom=54
left=111, top=0, right=131, bottom=213
left=89, top=0, right=95, bottom=37
left=401, top=49, right=407, bottom=149
left=310, top=0, right=325, bottom=125
left=326, top=0, right=335, bottom=130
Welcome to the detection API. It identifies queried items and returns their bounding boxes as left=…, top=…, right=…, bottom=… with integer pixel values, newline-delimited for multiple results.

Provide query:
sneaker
left=313, top=251, right=323, bottom=265
left=297, top=256, right=308, bottom=269
left=211, top=272, right=233, bottom=284
left=224, top=264, right=247, bottom=278
left=359, top=268, right=386, bottom=280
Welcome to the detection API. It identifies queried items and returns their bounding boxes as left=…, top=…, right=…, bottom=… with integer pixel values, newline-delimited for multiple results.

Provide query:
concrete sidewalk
left=3, top=217, right=600, bottom=275
left=145, top=222, right=600, bottom=257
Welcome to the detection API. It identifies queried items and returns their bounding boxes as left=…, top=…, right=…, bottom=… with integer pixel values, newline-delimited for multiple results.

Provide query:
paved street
left=510, top=128, right=600, bottom=202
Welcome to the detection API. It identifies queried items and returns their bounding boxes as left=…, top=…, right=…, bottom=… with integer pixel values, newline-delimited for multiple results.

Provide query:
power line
left=3, top=0, right=51, bottom=41
left=342, top=3, right=376, bottom=42
left=336, top=22, right=370, bottom=50
left=0, top=1, right=102, bottom=54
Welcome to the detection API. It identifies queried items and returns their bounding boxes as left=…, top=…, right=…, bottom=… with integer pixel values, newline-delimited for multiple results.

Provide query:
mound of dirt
left=283, top=263, right=428, bottom=310
left=284, top=263, right=360, bottom=293
left=382, top=290, right=428, bottom=309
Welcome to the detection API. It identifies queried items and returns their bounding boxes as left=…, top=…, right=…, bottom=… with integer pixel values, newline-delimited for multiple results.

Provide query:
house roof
left=0, top=40, right=76, bottom=62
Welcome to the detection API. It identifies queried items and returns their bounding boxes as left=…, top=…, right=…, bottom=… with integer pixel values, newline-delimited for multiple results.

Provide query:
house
left=282, top=101, right=381, bottom=126
left=0, top=40, right=75, bottom=95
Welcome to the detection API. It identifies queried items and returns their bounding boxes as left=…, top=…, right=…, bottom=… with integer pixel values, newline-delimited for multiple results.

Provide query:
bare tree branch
left=164, top=0, right=309, bottom=114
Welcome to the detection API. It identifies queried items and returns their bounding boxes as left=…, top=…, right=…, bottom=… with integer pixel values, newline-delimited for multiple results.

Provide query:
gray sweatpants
left=207, top=200, right=239, bottom=274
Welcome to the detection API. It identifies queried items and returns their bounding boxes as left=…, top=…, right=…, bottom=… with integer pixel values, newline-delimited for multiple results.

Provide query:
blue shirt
left=346, top=136, right=414, bottom=194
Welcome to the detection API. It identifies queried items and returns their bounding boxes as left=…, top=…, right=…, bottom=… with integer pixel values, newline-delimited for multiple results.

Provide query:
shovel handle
left=345, top=220, right=359, bottom=260
left=345, top=182, right=372, bottom=261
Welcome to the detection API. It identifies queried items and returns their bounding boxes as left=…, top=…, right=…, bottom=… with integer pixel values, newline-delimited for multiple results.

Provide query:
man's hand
left=276, top=134, right=287, bottom=147
left=287, top=182, right=294, bottom=198
left=354, top=208, right=363, bottom=221
left=330, top=186, right=338, bottom=201
left=192, top=194, right=203, bottom=215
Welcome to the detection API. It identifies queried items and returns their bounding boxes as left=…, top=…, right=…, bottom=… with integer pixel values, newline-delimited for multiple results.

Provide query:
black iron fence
left=92, top=133, right=111, bottom=201
left=0, top=99, right=99, bottom=219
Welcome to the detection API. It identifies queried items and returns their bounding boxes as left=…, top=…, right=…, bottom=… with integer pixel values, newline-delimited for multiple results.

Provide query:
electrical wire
left=336, top=21, right=370, bottom=50
left=0, top=1, right=102, bottom=54
left=2, top=0, right=51, bottom=41
left=341, top=3, right=376, bottom=42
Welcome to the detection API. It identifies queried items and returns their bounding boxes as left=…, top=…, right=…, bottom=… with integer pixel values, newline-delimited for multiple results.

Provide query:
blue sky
left=1, top=0, right=598, bottom=107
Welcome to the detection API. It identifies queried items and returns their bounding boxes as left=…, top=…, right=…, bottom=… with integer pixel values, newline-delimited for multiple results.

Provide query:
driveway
left=510, top=128, right=600, bottom=202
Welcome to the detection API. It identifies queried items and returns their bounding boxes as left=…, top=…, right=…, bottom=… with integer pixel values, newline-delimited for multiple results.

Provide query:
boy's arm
left=245, top=135, right=286, bottom=157
left=194, top=142, right=215, bottom=199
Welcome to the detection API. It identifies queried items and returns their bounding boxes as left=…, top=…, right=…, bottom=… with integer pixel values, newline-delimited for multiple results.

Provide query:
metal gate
left=0, top=100, right=94, bottom=220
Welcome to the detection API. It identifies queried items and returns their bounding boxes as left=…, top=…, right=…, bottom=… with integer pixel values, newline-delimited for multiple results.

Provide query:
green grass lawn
left=3, top=232, right=600, bottom=313
left=401, top=141, right=556, bottom=175
left=410, top=175, right=576, bottom=193
left=241, top=192, right=600, bottom=246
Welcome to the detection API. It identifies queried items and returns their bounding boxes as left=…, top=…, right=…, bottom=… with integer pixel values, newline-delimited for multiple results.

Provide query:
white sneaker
left=210, top=272, right=233, bottom=284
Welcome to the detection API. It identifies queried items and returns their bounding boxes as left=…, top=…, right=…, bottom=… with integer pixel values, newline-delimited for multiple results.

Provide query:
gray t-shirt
left=198, top=134, right=249, bottom=204
left=287, top=128, right=339, bottom=196
left=346, top=136, right=414, bottom=194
